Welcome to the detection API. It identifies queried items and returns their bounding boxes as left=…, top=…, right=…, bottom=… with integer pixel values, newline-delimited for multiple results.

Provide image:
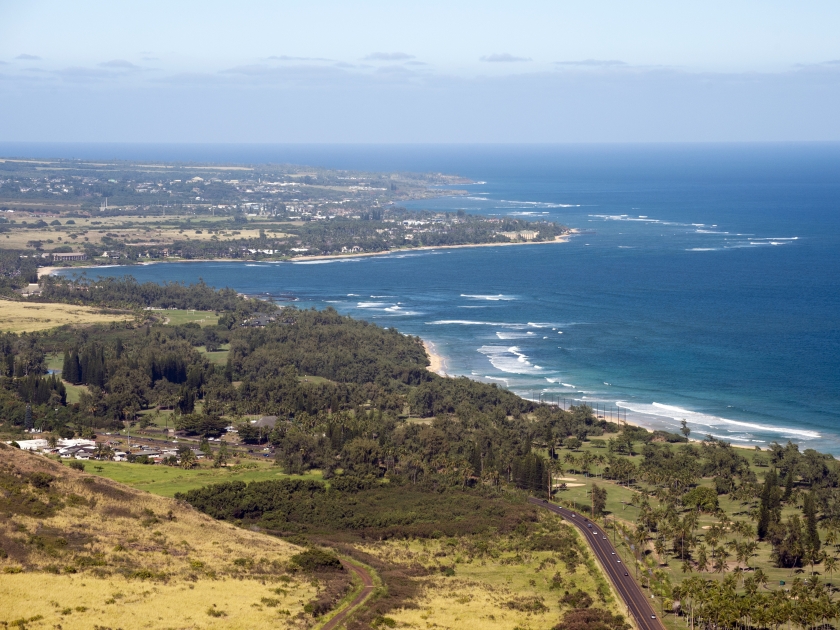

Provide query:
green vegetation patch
left=88, top=460, right=320, bottom=498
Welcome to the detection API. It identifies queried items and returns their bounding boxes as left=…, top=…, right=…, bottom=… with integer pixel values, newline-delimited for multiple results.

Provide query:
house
left=51, top=252, right=87, bottom=262
left=15, top=283, right=42, bottom=296
left=252, top=415, right=278, bottom=429
left=241, top=313, right=276, bottom=327
left=59, top=444, right=97, bottom=459
left=12, top=438, right=50, bottom=451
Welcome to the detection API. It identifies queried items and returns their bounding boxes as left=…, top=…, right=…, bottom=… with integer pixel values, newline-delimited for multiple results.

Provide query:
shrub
left=553, top=607, right=631, bottom=630
left=330, top=475, right=376, bottom=493
left=28, top=472, right=54, bottom=489
left=206, top=607, right=226, bottom=617
left=68, top=460, right=86, bottom=471
left=290, top=548, right=342, bottom=572
left=504, top=596, right=548, bottom=613
left=561, top=589, right=594, bottom=608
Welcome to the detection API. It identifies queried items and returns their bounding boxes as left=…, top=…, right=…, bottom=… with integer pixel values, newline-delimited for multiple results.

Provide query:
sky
left=1, top=0, right=839, bottom=143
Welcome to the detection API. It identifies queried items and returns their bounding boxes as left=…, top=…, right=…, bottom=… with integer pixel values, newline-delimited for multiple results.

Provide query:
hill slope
left=0, top=443, right=319, bottom=629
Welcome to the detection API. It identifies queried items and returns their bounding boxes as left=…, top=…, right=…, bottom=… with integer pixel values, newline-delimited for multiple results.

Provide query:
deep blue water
left=39, top=144, right=840, bottom=453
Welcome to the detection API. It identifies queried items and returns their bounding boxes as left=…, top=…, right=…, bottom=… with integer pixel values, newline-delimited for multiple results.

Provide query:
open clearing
left=0, top=219, right=289, bottom=252
left=88, top=460, right=323, bottom=497
left=0, top=300, right=131, bottom=332
left=159, top=309, right=219, bottom=326
left=357, top=516, right=624, bottom=630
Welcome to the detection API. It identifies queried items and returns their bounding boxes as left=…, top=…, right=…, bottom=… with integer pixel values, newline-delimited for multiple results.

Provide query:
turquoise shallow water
left=42, top=143, right=840, bottom=453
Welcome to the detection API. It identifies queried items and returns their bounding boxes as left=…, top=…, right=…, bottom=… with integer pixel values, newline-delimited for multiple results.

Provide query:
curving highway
left=528, top=498, right=664, bottom=630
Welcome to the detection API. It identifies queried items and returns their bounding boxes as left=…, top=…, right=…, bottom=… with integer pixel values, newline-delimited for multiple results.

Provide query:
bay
left=47, top=143, right=840, bottom=453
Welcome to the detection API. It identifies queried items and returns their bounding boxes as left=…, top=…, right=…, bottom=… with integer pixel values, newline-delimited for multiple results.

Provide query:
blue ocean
left=29, top=143, right=839, bottom=453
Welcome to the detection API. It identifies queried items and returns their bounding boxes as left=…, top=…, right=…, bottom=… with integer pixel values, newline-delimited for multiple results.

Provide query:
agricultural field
left=0, top=300, right=132, bottom=333
left=0, top=215, right=288, bottom=251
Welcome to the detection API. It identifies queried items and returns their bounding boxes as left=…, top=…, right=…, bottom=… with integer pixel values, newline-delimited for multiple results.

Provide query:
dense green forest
left=1, top=277, right=614, bottom=495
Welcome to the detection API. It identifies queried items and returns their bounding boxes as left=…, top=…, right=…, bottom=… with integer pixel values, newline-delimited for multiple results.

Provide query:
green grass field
left=87, top=460, right=323, bottom=497
left=160, top=309, right=219, bottom=327
left=197, top=343, right=230, bottom=364
left=63, top=381, right=88, bottom=404
left=298, top=375, right=335, bottom=385
left=45, top=353, right=89, bottom=403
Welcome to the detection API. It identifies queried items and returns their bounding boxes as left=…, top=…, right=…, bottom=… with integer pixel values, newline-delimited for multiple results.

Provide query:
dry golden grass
left=0, top=300, right=132, bottom=332
left=1, top=573, right=315, bottom=629
left=355, top=519, right=625, bottom=630
left=0, top=446, right=317, bottom=629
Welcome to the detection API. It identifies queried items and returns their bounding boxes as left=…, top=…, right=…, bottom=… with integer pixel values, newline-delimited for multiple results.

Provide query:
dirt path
left=320, top=559, right=376, bottom=630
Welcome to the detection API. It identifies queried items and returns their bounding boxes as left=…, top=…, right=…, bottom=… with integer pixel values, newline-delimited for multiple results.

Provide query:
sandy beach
left=37, top=266, right=60, bottom=278
left=423, top=339, right=448, bottom=376
left=37, top=231, right=578, bottom=277
left=288, top=231, right=577, bottom=262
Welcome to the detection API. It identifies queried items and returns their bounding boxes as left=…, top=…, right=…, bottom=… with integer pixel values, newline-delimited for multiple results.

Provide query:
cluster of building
left=7, top=437, right=206, bottom=464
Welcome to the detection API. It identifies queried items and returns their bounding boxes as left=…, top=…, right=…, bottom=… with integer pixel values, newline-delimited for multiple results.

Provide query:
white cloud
left=555, top=59, right=627, bottom=67
left=1, top=60, right=839, bottom=143
left=364, top=52, right=414, bottom=61
left=99, top=59, right=139, bottom=69
left=266, top=55, right=332, bottom=62
left=16, top=54, right=42, bottom=60
left=480, top=53, right=530, bottom=63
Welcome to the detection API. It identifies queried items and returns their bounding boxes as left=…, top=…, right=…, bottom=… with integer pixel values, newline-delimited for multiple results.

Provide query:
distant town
left=0, top=157, right=569, bottom=274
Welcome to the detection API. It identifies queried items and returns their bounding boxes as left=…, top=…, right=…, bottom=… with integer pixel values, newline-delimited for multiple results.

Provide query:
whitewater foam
left=478, top=345, right=543, bottom=375
left=428, top=320, right=529, bottom=328
left=461, top=293, right=517, bottom=301
left=615, top=401, right=821, bottom=440
left=496, top=331, right=536, bottom=339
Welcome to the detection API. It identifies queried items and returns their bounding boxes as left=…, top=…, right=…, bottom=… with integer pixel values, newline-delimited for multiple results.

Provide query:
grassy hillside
left=0, top=300, right=132, bottom=333
left=0, top=443, right=320, bottom=629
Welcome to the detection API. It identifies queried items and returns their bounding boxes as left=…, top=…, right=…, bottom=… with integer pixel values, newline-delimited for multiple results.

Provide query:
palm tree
left=825, top=555, right=837, bottom=579
left=696, top=544, right=709, bottom=573
left=826, top=527, right=838, bottom=557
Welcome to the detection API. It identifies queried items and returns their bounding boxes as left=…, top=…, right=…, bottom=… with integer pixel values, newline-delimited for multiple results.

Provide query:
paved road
left=529, top=498, right=664, bottom=630
left=320, top=559, right=375, bottom=630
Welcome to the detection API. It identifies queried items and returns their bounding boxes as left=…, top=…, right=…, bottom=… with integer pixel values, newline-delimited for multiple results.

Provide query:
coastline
left=418, top=334, right=771, bottom=453
left=37, top=266, right=60, bottom=278
left=423, top=339, right=448, bottom=376
left=38, top=231, right=578, bottom=277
